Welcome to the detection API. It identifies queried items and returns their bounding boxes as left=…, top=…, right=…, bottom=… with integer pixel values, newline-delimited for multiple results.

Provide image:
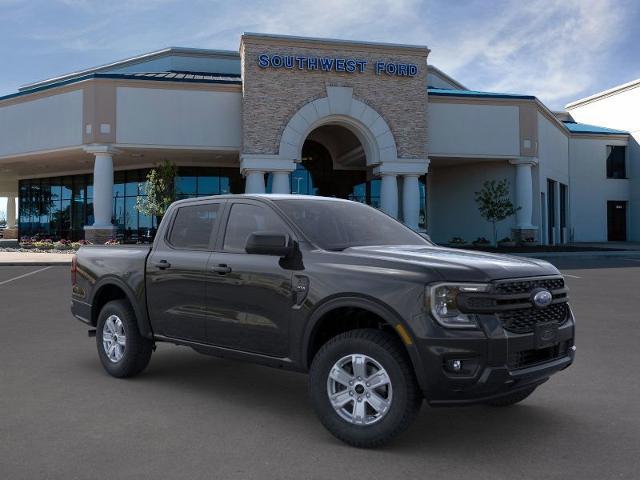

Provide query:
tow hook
left=88, top=329, right=96, bottom=338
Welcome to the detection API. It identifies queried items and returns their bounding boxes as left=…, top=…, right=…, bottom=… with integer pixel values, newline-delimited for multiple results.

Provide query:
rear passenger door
left=146, top=200, right=224, bottom=342
left=204, top=201, right=294, bottom=357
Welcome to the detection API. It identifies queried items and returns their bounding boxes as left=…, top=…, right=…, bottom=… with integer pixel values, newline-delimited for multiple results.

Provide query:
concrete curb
left=0, top=253, right=73, bottom=266
left=0, top=262, right=72, bottom=266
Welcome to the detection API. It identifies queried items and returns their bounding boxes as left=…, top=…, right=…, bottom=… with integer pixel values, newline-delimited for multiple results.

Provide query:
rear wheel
left=486, top=386, right=537, bottom=407
left=96, top=300, right=153, bottom=378
left=309, top=329, right=422, bottom=448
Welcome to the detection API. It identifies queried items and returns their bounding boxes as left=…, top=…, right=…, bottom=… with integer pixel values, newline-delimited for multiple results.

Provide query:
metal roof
left=427, top=87, right=535, bottom=100
left=0, top=71, right=241, bottom=103
left=119, top=71, right=241, bottom=82
left=562, top=121, right=628, bottom=135
left=19, top=47, right=240, bottom=92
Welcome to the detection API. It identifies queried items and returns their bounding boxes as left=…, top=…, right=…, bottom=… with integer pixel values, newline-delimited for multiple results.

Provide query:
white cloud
left=426, top=0, right=631, bottom=108
left=5, top=0, right=634, bottom=109
left=188, top=0, right=427, bottom=47
left=178, top=0, right=633, bottom=107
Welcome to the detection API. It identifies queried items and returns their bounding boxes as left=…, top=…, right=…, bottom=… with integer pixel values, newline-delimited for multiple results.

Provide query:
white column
left=380, top=174, right=398, bottom=218
left=510, top=158, right=537, bottom=228
left=271, top=171, right=290, bottom=194
left=245, top=170, right=266, bottom=194
left=6, top=195, right=16, bottom=229
left=92, top=152, right=115, bottom=227
left=402, top=175, right=420, bottom=230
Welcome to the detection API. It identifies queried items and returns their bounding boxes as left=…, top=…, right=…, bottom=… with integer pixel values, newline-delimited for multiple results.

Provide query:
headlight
left=428, top=283, right=490, bottom=329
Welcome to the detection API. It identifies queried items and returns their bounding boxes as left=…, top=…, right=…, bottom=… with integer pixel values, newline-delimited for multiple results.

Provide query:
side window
left=223, top=203, right=287, bottom=253
left=606, top=145, right=626, bottom=179
left=168, top=203, right=220, bottom=250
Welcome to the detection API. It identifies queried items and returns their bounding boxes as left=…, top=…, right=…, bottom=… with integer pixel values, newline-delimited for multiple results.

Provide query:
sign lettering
left=257, top=54, right=417, bottom=77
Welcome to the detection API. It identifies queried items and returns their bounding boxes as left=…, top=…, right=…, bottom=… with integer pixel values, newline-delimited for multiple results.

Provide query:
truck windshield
left=273, top=199, right=429, bottom=251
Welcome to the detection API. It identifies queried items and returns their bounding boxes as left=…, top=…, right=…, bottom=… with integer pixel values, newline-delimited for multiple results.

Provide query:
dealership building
left=0, top=33, right=636, bottom=244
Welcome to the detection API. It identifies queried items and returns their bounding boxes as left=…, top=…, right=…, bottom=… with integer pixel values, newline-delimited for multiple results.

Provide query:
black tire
left=96, top=299, right=153, bottom=378
left=486, top=386, right=537, bottom=407
left=309, top=329, right=422, bottom=448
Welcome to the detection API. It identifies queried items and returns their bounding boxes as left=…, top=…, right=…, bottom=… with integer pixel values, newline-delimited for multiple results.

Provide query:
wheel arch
left=302, top=295, right=426, bottom=386
left=90, top=276, right=153, bottom=339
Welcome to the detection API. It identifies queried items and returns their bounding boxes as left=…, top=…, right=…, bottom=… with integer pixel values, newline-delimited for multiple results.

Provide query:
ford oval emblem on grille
left=531, top=288, right=553, bottom=308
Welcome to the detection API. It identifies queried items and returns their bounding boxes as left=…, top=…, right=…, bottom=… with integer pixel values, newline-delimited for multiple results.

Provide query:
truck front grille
left=498, top=302, right=569, bottom=334
left=494, top=277, right=565, bottom=294
left=458, top=276, right=570, bottom=334
left=459, top=276, right=570, bottom=334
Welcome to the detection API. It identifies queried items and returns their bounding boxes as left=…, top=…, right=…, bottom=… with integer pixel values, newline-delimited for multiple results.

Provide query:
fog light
left=444, top=357, right=479, bottom=376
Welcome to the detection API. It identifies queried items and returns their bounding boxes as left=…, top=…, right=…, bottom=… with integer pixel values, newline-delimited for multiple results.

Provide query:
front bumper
left=412, top=308, right=576, bottom=406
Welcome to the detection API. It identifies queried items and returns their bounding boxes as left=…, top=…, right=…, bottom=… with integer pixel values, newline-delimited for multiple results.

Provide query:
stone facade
left=2, top=228, right=18, bottom=240
left=240, top=34, right=429, bottom=161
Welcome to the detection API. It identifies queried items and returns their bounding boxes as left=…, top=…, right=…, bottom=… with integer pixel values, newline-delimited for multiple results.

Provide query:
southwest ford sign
left=257, top=54, right=418, bottom=77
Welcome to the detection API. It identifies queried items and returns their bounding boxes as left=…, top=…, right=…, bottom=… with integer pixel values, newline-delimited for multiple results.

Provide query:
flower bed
left=0, top=237, right=96, bottom=254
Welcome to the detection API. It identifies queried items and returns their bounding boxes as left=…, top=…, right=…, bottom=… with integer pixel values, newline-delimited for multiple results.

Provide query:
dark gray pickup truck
left=71, top=194, right=575, bottom=447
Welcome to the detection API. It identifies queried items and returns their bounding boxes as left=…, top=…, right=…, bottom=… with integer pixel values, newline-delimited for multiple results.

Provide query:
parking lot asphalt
left=1, top=258, right=639, bottom=480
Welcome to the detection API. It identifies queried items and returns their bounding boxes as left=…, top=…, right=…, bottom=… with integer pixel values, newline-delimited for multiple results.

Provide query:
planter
left=498, top=241, right=517, bottom=248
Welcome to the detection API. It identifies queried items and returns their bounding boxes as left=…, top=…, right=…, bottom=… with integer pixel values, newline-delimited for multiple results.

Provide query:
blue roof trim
left=562, top=121, right=628, bottom=135
left=0, top=72, right=242, bottom=102
left=427, top=87, right=536, bottom=100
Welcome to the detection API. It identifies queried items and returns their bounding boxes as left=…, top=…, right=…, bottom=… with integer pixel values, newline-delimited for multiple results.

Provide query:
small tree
left=135, top=160, right=178, bottom=223
left=474, top=179, right=519, bottom=246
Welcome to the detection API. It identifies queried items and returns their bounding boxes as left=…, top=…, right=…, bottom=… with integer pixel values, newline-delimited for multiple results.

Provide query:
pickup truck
left=71, top=194, right=575, bottom=448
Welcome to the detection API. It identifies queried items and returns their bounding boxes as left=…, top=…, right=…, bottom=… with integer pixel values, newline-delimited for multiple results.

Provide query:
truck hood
left=343, top=245, right=559, bottom=282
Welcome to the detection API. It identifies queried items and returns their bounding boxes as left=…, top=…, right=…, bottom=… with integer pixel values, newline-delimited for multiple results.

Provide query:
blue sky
left=1, top=0, right=640, bottom=215
left=1, top=0, right=639, bottom=108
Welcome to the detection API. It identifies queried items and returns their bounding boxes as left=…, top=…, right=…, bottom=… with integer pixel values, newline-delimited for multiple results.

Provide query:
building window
left=18, top=166, right=243, bottom=242
left=606, top=146, right=626, bottom=179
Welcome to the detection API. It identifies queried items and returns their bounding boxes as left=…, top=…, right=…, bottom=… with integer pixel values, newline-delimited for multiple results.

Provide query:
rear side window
left=223, top=203, right=287, bottom=253
left=168, top=203, right=220, bottom=250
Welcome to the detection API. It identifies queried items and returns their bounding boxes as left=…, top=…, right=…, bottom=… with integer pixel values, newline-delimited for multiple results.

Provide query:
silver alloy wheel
left=327, top=354, right=393, bottom=426
left=102, top=314, right=126, bottom=363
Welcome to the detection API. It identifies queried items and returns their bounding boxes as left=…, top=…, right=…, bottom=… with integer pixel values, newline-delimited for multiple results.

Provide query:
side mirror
left=245, top=232, right=293, bottom=257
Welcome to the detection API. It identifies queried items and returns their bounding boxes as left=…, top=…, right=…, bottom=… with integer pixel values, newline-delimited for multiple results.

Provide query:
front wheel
left=309, top=329, right=422, bottom=448
left=96, top=300, right=153, bottom=378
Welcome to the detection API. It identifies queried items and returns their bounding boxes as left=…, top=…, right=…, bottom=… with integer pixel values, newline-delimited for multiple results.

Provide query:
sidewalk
left=0, top=252, right=73, bottom=265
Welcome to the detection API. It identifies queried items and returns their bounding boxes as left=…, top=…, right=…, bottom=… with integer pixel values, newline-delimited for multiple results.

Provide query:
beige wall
left=0, top=90, right=83, bottom=157
left=429, top=161, right=517, bottom=243
left=240, top=35, right=429, bottom=160
left=427, top=102, right=520, bottom=157
left=116, top=86, right=242, bottom=148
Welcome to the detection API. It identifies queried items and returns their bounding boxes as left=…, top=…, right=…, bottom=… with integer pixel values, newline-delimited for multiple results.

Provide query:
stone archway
left=240, top=85, right=429, bottom=228
left=278, top=86, right=398, bottom=166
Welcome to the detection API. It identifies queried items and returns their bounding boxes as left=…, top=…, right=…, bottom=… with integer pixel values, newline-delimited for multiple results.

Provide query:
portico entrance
left=268, top=124, right=386, bottom=207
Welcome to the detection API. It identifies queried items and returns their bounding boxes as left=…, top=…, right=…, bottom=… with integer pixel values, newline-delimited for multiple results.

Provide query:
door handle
left=211, top=264, right=232, bottom=274
left=154, top=260, right=171, bottom=270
